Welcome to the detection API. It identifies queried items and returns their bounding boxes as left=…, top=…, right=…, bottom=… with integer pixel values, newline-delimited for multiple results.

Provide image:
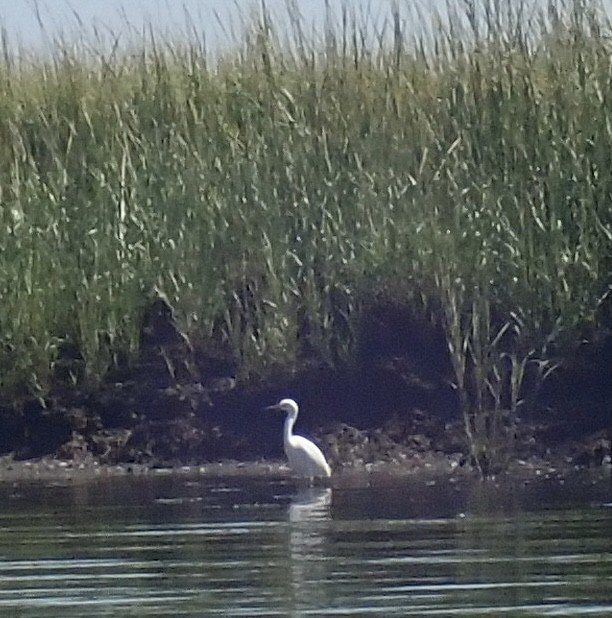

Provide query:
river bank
left=0, top=3, right=611, bottom=483
left=0, top=297, right=610, bottom=483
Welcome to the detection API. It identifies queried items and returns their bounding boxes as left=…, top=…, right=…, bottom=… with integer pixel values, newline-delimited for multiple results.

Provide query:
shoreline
left=0, top=300, right=609, bottom=480
left=0, top=448, right=598, bottom=486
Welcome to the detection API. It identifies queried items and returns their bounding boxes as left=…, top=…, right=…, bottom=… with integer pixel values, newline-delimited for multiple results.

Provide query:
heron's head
left=265, top=398, right=299, bottom=417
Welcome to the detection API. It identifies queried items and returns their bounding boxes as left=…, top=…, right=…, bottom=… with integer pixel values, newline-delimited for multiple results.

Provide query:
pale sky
left=0, top=1, right=412, bottom=52
left=1, top=1, right=611, bottom=54
left=0, top=0, right=466, bottom=54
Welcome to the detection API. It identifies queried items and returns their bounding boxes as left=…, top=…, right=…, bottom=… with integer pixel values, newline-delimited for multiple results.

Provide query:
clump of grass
left=0, top=1, right=611, bottom=472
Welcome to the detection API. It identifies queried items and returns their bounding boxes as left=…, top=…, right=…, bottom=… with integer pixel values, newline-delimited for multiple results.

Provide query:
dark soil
left=0, top=296, right=611, bottom=480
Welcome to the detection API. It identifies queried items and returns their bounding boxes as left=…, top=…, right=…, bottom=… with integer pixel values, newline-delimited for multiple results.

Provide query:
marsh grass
left=0, top=1, right=611, bottom=472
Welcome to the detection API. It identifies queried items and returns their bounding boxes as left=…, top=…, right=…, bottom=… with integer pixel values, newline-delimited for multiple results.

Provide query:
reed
left=0, top=1, right=610, bottom=471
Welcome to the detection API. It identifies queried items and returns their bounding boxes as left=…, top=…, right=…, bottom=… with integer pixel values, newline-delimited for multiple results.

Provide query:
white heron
left=266, top=398, right=332, bottom=480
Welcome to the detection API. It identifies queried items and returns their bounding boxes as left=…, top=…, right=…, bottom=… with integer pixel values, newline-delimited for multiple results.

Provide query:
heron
left=266, top=398, right=331, bottom=480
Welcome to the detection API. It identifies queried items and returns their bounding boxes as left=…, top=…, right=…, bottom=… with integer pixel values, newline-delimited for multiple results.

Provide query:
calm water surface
left=0, top=470, right=611, bottom=616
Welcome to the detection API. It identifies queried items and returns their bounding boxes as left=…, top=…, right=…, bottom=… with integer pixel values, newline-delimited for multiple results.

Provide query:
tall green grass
left=0, top=1, right=611, bottom=469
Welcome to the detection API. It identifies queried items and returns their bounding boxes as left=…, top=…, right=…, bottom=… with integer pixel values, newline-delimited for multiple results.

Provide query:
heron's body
left=267, top=398, right=331, bottom=480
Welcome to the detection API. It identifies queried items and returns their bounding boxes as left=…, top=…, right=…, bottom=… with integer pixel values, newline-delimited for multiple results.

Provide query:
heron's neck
left=283, top=413, right=296, bottom=446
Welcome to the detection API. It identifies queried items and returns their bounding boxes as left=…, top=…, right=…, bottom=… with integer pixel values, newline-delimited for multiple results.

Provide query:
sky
left=0, top=0, right=455, bottom=55
left=1, top=1, right=611, bottom=55
left=0, top=1, right=408, bottom=52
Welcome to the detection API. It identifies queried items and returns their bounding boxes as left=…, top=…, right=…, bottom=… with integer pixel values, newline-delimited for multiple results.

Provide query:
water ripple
left=0, top=475, right=610, bottom=616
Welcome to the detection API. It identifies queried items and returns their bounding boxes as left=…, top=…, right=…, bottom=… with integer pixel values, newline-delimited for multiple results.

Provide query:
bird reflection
left=289, top=487, right=332, bottom=522
left=287, top=487, right=332, bottom=614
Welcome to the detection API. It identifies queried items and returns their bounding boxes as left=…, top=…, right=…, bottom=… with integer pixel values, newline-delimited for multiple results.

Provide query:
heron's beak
left=264, top=404, right=282, bottom=412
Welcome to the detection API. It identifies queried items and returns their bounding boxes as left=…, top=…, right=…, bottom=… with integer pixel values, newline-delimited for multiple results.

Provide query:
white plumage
left=266, top=398, right=331, bottom=480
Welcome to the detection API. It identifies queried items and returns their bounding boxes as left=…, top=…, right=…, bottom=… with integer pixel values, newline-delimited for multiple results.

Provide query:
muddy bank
left=0, top=297, right=610, bottom=479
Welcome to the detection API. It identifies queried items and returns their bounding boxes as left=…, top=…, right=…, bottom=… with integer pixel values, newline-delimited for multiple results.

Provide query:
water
left=0, top=470, right=611, bottom=616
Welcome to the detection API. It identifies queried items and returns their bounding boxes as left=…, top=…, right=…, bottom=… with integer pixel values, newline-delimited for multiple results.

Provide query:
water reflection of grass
left=0, top=2, right=610, bottom=471
left=456, top=483, right=612, bottom=614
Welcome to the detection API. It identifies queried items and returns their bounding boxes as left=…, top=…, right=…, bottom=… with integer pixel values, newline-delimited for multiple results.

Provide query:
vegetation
left=0, top=1, right=610, bottom=472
